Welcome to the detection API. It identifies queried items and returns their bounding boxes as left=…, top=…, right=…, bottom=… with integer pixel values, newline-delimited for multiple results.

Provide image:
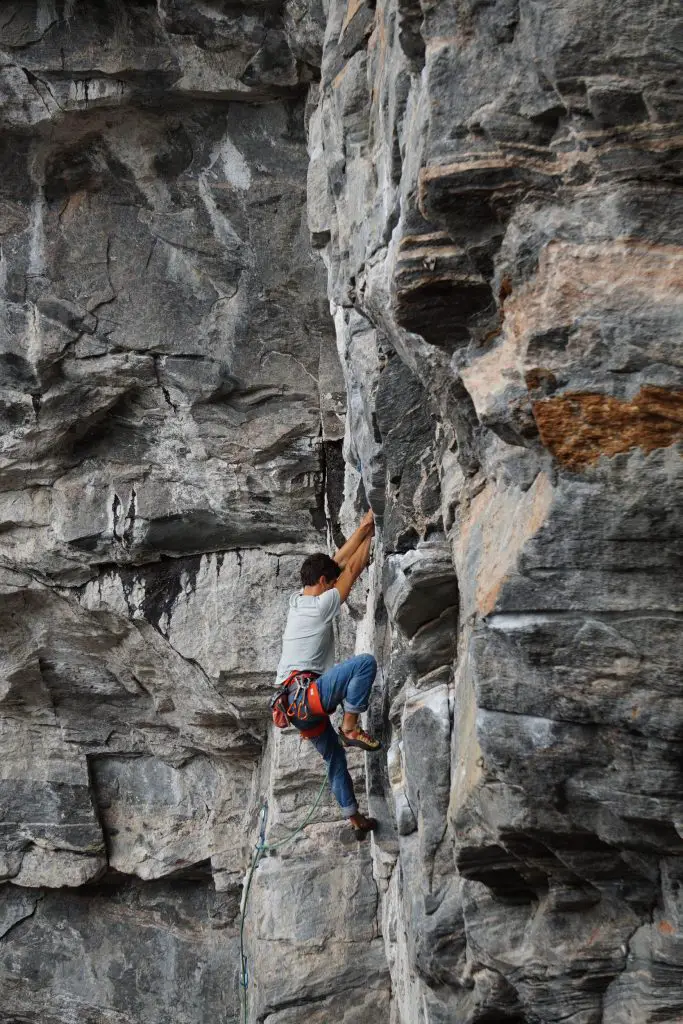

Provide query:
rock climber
left=274, top=509, right=381, bottom=838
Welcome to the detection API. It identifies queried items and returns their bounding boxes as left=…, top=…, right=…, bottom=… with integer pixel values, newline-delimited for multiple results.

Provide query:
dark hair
left=300, top=553, right=341, bottom=587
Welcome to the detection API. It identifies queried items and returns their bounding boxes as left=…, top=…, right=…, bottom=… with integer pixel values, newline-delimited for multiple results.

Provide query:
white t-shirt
left=275, top=588, right=341, bottom=684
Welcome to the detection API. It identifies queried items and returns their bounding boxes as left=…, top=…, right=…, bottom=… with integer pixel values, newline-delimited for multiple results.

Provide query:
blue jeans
left=310, top=654, right=377, bottom=818
left=317, top=653, right=377, bottom=715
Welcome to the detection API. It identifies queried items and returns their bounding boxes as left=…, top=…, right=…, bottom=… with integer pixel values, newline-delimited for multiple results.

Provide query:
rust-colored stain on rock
left=498, top=275, right=512, bottom=305
left=457, top=472, right=553, bottom=616
left=342, top=0, right=365, bottom=30
left=532, top=386, right=683, bottom=470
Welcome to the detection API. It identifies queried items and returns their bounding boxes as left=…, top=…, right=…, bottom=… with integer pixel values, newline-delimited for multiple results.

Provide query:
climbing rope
left=238, top=775, right=328, bottom=1024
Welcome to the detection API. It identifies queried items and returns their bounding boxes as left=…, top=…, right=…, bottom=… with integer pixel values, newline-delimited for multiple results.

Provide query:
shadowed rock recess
left=0, top=1, right=681, bottom=1022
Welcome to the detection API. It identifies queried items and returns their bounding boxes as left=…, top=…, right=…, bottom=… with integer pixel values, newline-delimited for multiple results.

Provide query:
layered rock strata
left=0, top=3, right=386, bottom=1021
left=306, top=0, right=683, bottom=1020
left=1, top=1, right=682, bottom=1023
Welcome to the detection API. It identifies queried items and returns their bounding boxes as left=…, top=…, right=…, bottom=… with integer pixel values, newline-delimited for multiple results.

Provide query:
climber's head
left=300, top=552, right=341, bottom=592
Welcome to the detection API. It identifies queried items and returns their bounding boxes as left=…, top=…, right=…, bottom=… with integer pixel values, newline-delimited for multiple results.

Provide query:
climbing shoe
left=350, top=814, right=378, bottom=841
left=340, top=725, right=382, bottom=752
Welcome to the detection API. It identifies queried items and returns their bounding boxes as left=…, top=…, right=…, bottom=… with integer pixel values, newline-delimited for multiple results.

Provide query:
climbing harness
left=269, top=670, right=329, bottom=739
left=238, top=776, right=328, bottom=1024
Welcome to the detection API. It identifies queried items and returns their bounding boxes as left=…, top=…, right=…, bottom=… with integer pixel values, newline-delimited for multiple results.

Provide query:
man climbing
left=274, top=509, right=381, bottom=838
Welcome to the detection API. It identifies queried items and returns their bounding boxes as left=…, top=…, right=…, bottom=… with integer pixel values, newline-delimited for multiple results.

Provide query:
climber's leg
left=316, top=655, right=381, bottom=752
left=309, top=721, right=377, bottom=839
left=310, top=721, right=357, bottom=818
left=316, top=653, right=377, bottom=713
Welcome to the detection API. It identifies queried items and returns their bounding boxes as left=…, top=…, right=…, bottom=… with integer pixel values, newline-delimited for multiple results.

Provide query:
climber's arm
left=333, top=510, right=374, bottom=567
left=334, top=533, right=373, bottom=603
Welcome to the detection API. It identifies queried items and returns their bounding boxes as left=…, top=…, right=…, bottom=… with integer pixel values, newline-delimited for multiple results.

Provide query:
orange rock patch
left=532, top=386, right=683, bottom=470
left=342, top=0, right=365, bottom=30
left=456, top=472, right=553, bottom=616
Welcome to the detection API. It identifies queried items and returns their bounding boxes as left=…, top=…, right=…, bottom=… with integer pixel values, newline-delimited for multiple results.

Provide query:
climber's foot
left=349, top=813, right=377, bottom=841
left=340, top=725, right=382, bottom=752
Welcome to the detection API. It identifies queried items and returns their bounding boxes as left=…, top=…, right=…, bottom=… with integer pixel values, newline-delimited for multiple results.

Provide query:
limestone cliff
left=0, top=2, right=681, bottom=1023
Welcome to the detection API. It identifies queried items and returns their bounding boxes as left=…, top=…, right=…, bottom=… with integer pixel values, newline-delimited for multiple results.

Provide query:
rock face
left=0, top=2, right=682, bottom=1023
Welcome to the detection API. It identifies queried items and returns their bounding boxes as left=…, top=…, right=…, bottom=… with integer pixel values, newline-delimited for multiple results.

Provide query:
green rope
left=239, top=775, right=328, bottom=1024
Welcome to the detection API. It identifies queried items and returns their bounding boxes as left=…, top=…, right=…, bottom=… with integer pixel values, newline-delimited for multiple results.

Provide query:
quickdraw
left=269, top=671, right=328, bottom=739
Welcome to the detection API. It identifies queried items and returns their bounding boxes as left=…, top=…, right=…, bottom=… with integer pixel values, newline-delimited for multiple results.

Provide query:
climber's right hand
left=360, top=509, right=375, bottom=534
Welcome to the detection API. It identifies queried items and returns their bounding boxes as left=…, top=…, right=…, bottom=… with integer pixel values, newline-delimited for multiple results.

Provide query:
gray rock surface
left=0, top=3, right=373, bottom=1021
left=308, top=0, right=683, bottom=1020
left=1, top=1, right=682, bottom=1023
